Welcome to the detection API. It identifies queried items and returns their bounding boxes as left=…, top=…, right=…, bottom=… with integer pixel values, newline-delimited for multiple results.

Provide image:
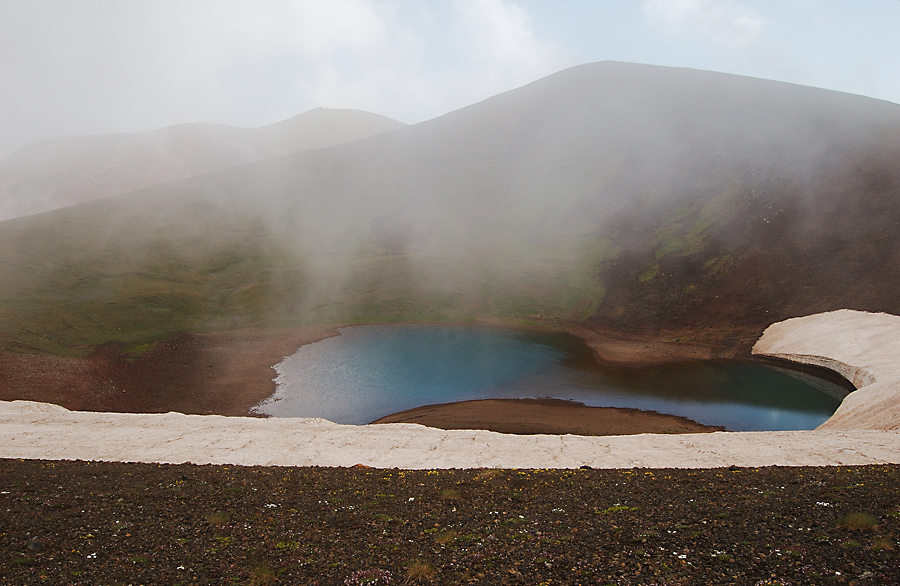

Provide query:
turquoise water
left=253, top=324, right=847, bottom=431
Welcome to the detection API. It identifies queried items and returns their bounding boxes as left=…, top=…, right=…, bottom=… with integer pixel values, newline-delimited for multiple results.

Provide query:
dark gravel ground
left=1, top=459, right=897, bottom=586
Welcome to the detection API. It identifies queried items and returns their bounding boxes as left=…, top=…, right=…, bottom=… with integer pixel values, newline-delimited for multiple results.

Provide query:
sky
left=1, top=0, right=899, bottom=158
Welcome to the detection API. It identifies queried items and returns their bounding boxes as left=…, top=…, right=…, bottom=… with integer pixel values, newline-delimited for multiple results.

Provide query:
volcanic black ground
left=0, top=460, right=897, bottom=585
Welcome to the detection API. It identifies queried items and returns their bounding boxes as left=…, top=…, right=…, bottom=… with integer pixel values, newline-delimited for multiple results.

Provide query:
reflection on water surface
left=253, top=324, right=846, bottom=431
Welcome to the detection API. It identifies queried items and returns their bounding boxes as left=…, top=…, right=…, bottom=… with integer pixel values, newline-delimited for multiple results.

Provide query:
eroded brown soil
left=371, top=398, right=724, bottom=436
left=0, top=328, right=336, bottom=416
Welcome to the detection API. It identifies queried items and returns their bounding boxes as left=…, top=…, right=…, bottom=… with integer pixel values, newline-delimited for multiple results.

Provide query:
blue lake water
left=253, top=324, right=848, bottom=431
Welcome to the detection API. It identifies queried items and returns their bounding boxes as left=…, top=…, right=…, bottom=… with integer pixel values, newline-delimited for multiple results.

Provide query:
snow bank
left=753, top=309, right=900, bottom=431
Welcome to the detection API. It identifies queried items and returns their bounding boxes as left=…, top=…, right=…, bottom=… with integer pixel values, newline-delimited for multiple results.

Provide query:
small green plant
left=597, top=505, right=639, bottom=514
left=205, top=511, right=231, bottom=526
left=639, top=264, right=659, bottom=282
left=249, top=561, right=278, bottom=586
left=121, top=340, right=160, bottom=361
left=871, top=537, right=895, bottom=551
left=440, top=488, right=460, bottom=500
left=433, top=530, right=457, bottom=544
left=837, top=512, right=878, bottom=531
left=475, top=469, right=503, bottom=481
left=405, top=560, right=436, bottom=580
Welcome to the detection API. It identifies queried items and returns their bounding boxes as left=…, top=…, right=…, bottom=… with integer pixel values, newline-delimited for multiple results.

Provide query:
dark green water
left=253, top=324, right=847, bottom=431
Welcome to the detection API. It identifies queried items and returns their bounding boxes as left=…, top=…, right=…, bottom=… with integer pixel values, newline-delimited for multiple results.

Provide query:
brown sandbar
left=371, top=397, right=724, bottom=436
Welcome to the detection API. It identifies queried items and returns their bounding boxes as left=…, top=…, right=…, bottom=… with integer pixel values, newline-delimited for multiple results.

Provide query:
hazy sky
left=1, top=0, right=898, bottom=158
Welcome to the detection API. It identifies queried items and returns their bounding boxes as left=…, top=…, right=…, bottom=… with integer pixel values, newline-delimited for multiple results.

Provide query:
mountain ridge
left=1, top=61, right=899, bottom=361
left=0, top=108, right=405, bottom=220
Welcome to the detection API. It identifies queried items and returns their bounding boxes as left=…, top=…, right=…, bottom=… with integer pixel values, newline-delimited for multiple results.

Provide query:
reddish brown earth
left=371, top=398, right=724, bottom=436
left=0, top=328, right=336, bottom=416
left=570, top=325, right=719, bottom=364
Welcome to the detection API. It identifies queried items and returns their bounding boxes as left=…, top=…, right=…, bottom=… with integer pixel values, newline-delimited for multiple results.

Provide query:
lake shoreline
left=0, top=319, right=851, bottom=435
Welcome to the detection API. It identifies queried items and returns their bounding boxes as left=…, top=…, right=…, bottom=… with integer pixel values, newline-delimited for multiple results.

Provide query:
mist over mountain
left=1, top=61, right=899, bottom=358
left=0, top=108, right=404, bottom=221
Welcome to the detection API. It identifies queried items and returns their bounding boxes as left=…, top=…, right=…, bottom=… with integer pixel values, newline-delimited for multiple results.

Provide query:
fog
left=2, top=1, right=899, bottom=160
left=2, top=60, right=900, bottom=361
left=0, top=0, right=566, bottom=159
left=0, top=108, right=404, bottom=221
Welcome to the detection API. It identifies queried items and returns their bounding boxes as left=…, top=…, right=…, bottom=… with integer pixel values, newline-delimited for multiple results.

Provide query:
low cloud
left=0, top=0, right=565, bottom=158
left=455, top=0, right=562, bottom=79
left=642, top=0, right=765, bottom=47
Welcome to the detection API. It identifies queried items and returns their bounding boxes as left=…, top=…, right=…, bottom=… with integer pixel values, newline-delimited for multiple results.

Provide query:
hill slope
left=1, top=61, right=899, bottom=358
left=0, top=108, right=405, bottom=220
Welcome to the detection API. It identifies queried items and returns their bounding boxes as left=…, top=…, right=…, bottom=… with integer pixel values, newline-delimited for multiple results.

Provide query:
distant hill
left=1, top=61, right=899, bottom=357
left=0, top=108, right=405, bottom=220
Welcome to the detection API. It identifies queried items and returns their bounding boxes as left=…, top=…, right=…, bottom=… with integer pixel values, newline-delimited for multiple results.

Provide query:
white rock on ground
left=1, top=309, right=898, bottom=469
